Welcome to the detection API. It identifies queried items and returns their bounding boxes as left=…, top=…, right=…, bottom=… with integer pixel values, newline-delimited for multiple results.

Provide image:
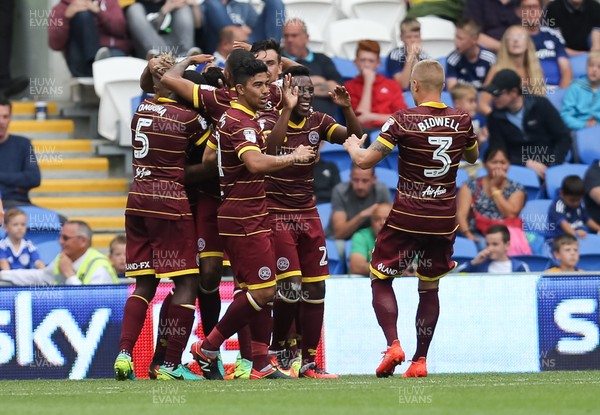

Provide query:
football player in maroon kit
left=259, top=65, right=362, bottom=378
left=190, top=57, right=316, bottom=380
left=114, top=58, right=213, bottom=381
left=344, top=60, right=479, bottom=378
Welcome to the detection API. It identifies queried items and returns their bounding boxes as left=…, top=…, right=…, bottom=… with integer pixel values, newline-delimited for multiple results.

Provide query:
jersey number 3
left=424, top=136, right=452, bottom=178
left=134, top=118, right=152, bottom=159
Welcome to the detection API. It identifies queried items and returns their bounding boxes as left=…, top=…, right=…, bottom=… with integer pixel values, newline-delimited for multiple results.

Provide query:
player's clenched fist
left=291, top=144, right=315, bottom=163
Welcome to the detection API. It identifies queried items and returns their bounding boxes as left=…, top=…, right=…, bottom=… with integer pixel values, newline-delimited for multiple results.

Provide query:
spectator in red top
left=48, top=0, right=131, bottom=77
left=344, top=40, right=406, bottom=132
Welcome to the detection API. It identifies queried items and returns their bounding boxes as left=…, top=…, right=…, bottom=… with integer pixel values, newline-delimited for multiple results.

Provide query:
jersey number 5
left=424, top=136, right=452, bottom=178
left=134, top=118, right=152, bottom=159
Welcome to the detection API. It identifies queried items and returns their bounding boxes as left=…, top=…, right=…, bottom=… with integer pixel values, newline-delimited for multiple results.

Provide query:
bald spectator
left=0, top=220, right=118, bottom=285
left=213, top=25, right=248, bottom=67
left=282, top=18, right=343, bottom=117
left=464, top=0, right=520, bottom=53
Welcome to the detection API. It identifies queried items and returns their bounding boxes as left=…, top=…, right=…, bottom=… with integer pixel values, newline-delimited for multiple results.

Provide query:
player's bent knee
left=277, top=278, right=302, bottom=303
left=248, top=285, right=276, bottom=307
left=132, top=276, right=160, bottom=301
left=418, top=279, right=440, bottom=291
left=302, top=280, right=325, bottom=300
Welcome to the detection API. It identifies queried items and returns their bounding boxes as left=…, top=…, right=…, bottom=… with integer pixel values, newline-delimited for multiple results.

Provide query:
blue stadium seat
left=577, top=234, right=600, bottom=255
left=377, top=56, right=387, bottom=75
left=18, top=205, right=62, bottom=232
left=578, top=254, right=600, bottom=271
left=345, top=239, right=353, bottom=273
left=452, top=236, right=478, bottom=261
left=545, top=164, right=589, bottom=199
left=456, top=168, right=469, bottom=189
left=319, top=141, right=353, bottom=171
left=570, top=53, right=589, bottom=79
left=512, top=255, right=551, bottom=272
left=547, top=88, right=566, bottom=112
left=28, top=232, right=60, bottom=246
left=316, top=203, right=332, bottom=232
left=332, top=56, right=358, bottom=81
left=0, top=227, right=5, bottom=239
left=35, top=240, right=61, bottom=265
left=575, top=126, right=600, bottom=165
left=326, top=239, right=346, bottom=275
left=520, top=199, right=553, bottom=236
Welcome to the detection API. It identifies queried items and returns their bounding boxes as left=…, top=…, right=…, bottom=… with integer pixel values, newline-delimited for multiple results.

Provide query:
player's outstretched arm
left=161, top=54, right=215, bottom=105
left=266, top=73, right=298, bottom=154
left=343, top=134, right=390, bottom=169
left=329, top=85, right=363, bottom=144
left=241, top=145, right=315, bottom=174
left=463, top=142, right=479, bottom=164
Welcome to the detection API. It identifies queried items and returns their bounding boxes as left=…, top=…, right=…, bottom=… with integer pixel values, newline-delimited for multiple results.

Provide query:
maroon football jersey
left=187, top=82, right=284, bottom=201
left=126, top=97, right=206, bottom=220
left=259, top=111, right=341, bottom=211
left=192, top=83, right=283, bottom=127
left=377, top=102, right=477, bottom=235
left=207, top=102, right=271, bottom=237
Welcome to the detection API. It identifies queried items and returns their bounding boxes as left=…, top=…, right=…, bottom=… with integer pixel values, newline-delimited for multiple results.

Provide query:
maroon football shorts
left=270, top=213, right=329, bottom=283
left=192, top=195, right=224, bottom=260
left=125, top=215, right=199, bottom=278
left=223, top=231, right=276, bottom=290
left=370, top=224, right=457, bottom=281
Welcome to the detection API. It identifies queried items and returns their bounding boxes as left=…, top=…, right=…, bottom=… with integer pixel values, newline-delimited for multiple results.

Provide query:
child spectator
left=446, top=19, right=497, bottom=91
left=547, top=175, right=600, bottom=241
left=345, top=40, right=406, bottom=131
left=386, top=18, right=431, bottom=90
left=0, top=208, right=45, bottom=270
left=545, top=233, right=581, bottom=272
left=450, top=83, right=489, bottom=155
left=109, top=234, right=126, bottom=278
left=455, top=224, right=530, bottom=273
left=561, top=51, right=600, bottom=130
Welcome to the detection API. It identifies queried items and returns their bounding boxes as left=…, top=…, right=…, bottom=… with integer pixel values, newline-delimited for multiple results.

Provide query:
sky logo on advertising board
left=537, top=277, right=600, bottom=371
left=0, top=286, right=125, bottom=379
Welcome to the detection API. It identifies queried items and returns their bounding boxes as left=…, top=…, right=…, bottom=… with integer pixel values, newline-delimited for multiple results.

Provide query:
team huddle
left=113, top=38, right=478, bottom=381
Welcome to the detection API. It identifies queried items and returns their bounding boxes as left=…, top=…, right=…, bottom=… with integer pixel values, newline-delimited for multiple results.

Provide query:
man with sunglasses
left=0, top=220, right=117, bottom=285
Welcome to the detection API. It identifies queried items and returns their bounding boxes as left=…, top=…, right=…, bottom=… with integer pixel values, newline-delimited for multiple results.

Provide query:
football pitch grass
left=2, top=371, right=598, bottom=415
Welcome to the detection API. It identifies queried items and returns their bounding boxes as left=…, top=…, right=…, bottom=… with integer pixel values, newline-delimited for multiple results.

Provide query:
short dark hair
left=233, top=58, right=269, bottom=86
left=483, top=146, right=510, bottom=163
left=486, top=224, right=510, bottom=243
left=561, top=175, right=585, bottom=197
left=553, top=233, right=578, bottom=252
left=0, top=96, right=12, bottom=112
left=203, top=67, right=226, bottom=88
left=283, top=65, right=311, bottom=78
left=251, top=39, right=281, bottom=62
left=226, top=49, right=256, bottom=74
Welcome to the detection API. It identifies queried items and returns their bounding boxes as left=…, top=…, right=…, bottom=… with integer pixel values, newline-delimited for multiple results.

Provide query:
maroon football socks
left=412, top=288, right=440, bottom=361
left=371, top=278, right=399, bottom=346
